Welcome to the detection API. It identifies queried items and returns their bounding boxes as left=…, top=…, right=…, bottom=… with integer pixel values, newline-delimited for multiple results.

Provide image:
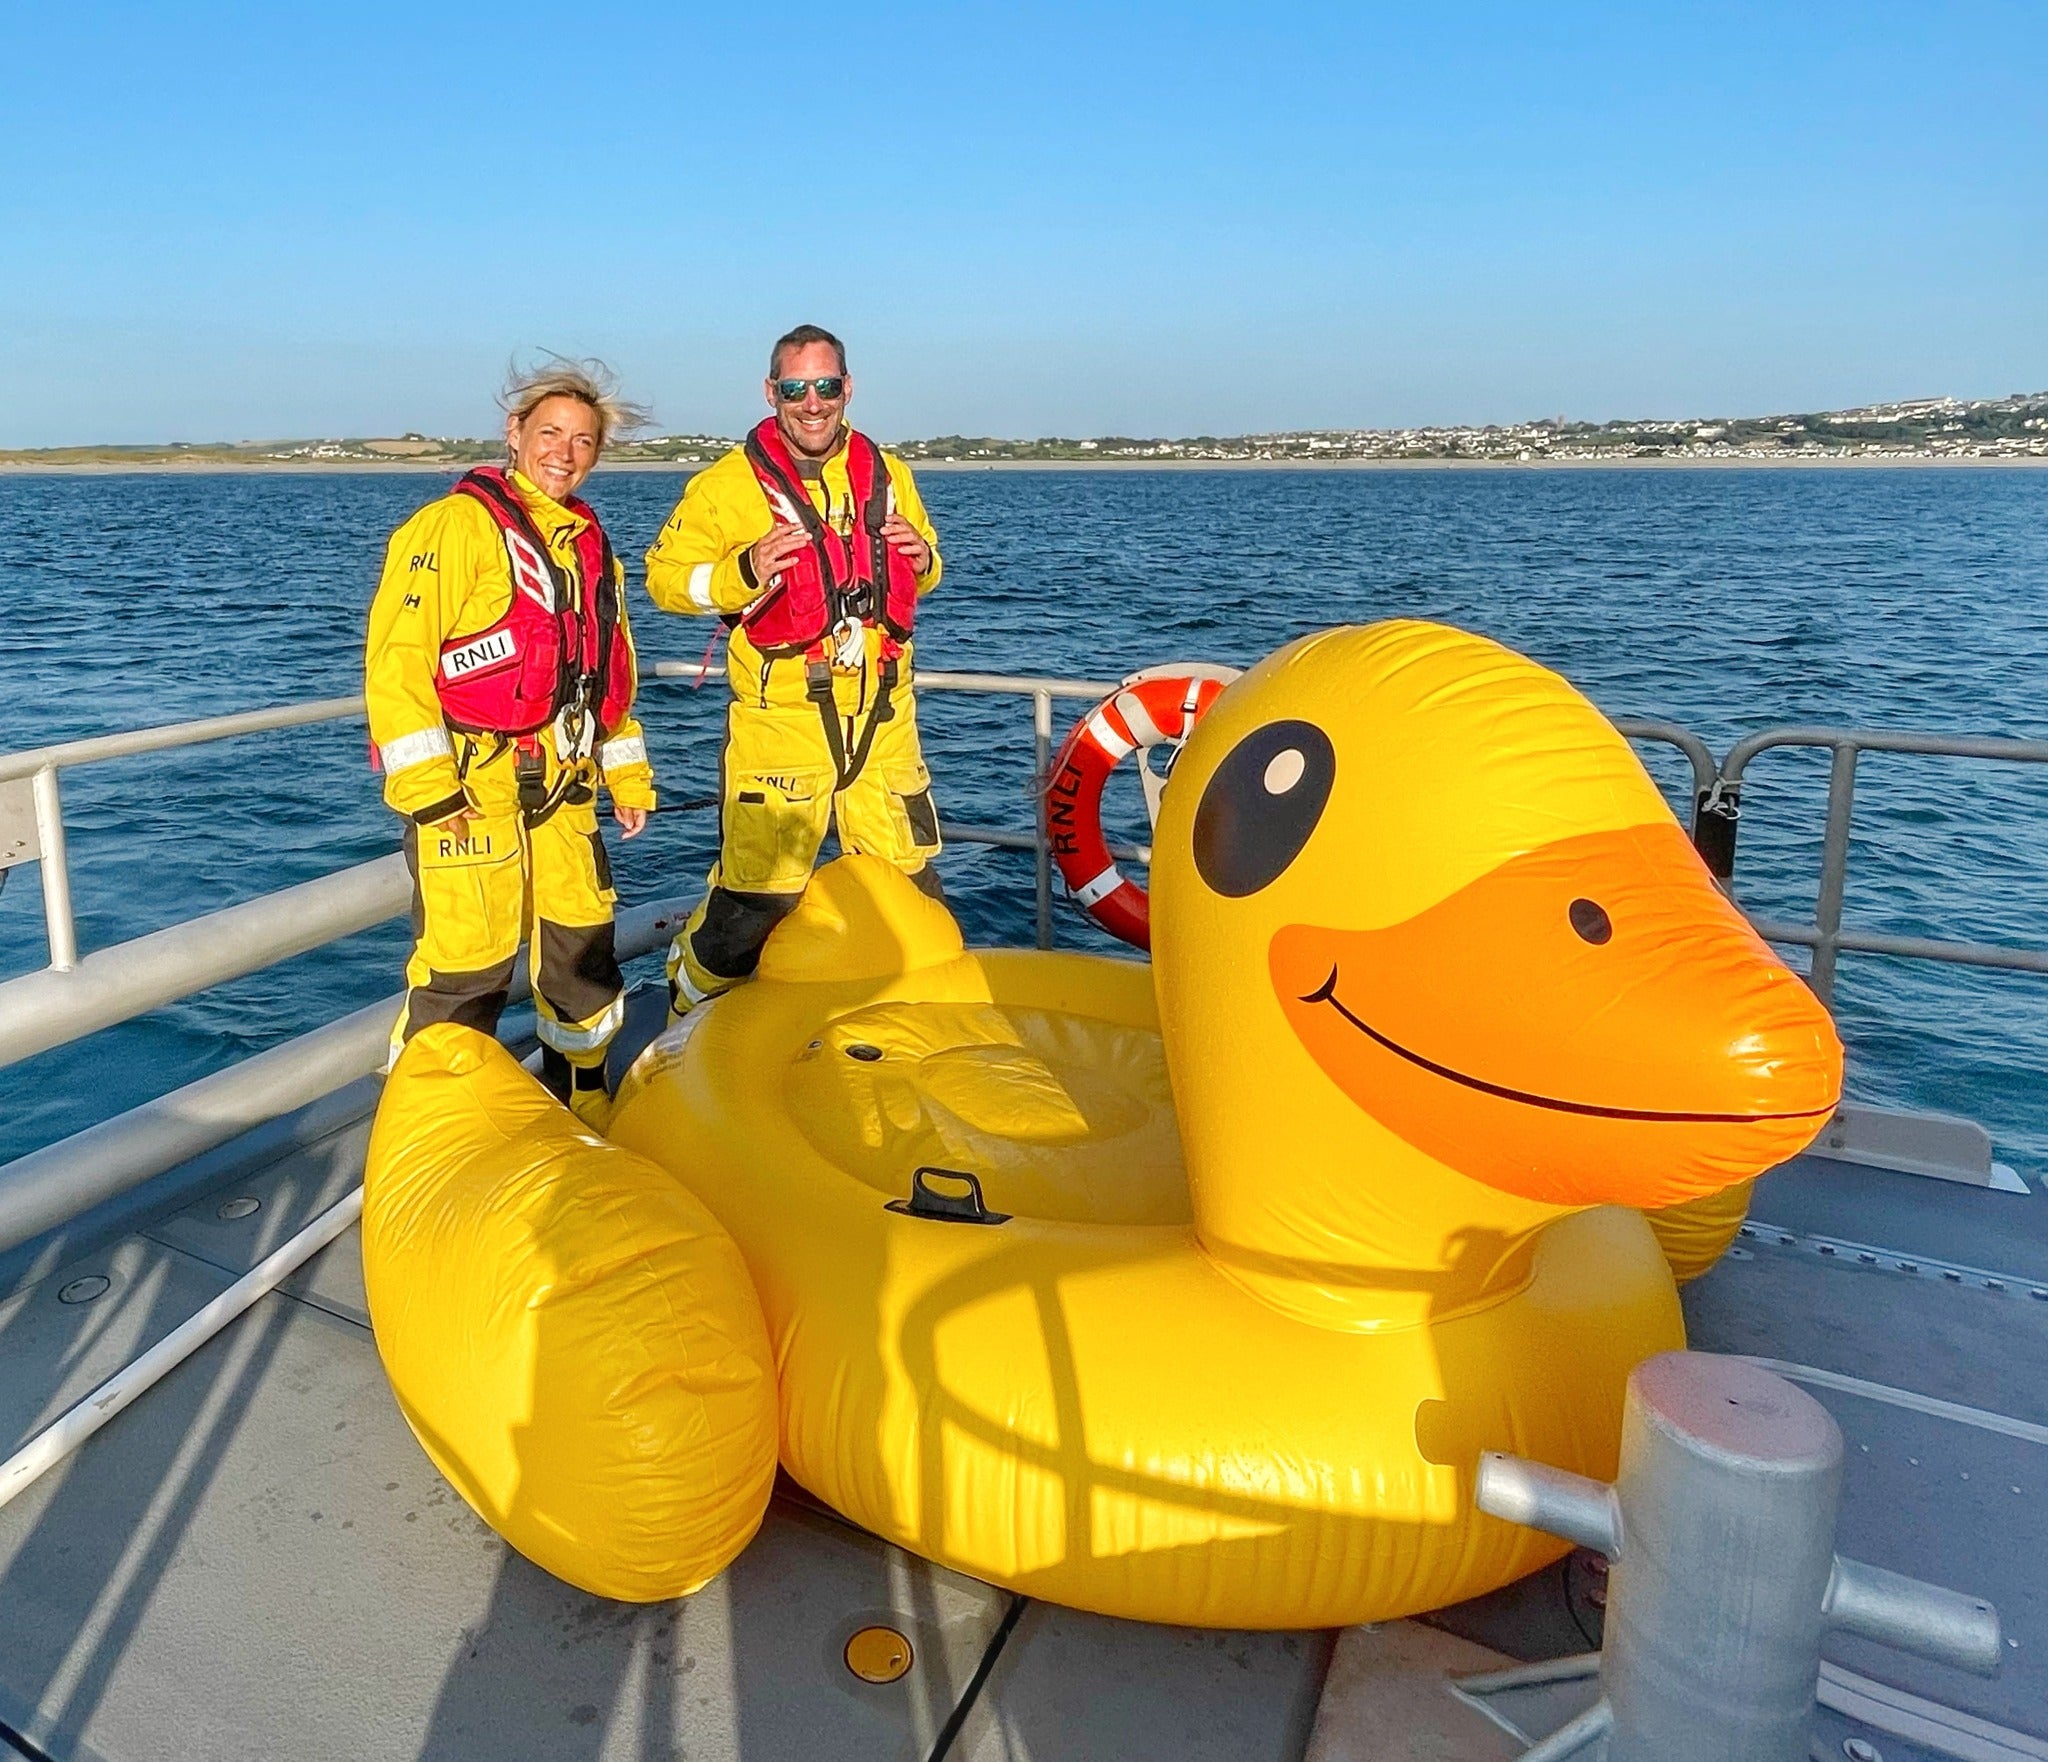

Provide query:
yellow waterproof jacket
left=644, top=436, right=940, bottom=709
left=365, top=471, right=657, bottom=822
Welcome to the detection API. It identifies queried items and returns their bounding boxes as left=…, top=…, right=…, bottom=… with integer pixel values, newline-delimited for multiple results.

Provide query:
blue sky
left=2, top=2, right=2042, bottom=444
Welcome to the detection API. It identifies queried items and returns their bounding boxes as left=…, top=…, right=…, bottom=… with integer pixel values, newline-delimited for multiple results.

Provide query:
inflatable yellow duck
left=363, top=1023, right=779, bottom=1602
left=602, top=621, right=1840, bottom=1627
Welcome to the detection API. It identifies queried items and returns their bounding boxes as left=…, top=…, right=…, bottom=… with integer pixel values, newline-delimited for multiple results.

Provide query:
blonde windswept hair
left=500, top=355, right=651, bottom=452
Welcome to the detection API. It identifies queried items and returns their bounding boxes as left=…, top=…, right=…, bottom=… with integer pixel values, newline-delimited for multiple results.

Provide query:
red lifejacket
left=432, top=467, right=634, bottom=740
left=737, top=420, right=920, bottom=658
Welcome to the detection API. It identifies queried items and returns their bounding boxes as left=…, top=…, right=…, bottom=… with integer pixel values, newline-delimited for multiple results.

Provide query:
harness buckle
left=513, top=739, right=549, bottom=817
left=839, top=578, right=877, bottom=624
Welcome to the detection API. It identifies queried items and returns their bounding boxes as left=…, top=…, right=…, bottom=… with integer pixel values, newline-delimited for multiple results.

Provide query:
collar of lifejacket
left=458, top=465, right=617, bottom=598
left=504, top=466, right=592, bottom=535
left=745, top=419, right=852, bottom=548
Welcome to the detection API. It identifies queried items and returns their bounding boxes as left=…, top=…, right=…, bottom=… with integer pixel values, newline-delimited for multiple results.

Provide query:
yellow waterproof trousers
left=391, top=789, right=624, bottom=1073
left=667, top=691, right=943, bottom=1011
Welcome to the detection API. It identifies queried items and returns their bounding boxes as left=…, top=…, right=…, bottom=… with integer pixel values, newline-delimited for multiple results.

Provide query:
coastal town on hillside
left=5, top=391, right=2045, bottom=469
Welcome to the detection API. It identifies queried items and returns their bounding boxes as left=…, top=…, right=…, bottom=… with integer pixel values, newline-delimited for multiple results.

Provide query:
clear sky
left=2, top=2, right=2043, bottom=446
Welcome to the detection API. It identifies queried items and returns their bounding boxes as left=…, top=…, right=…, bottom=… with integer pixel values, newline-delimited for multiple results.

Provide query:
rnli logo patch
left=440, top=629, right=518, bottom=680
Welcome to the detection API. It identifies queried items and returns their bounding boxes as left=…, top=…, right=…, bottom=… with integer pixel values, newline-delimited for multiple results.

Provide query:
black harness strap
left=806, top=650, right=900, bottom=793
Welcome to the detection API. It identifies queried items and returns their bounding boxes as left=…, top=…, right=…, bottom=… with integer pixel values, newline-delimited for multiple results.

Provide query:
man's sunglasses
left=774, top=376, right=846, bottom=402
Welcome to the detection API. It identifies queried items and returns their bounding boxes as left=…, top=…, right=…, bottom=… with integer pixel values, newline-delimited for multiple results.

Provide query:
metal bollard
left=1474, top=1351, right=2001, bottom=1762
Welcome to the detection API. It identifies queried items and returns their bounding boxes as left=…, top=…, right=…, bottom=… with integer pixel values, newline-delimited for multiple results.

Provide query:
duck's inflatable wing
left=364, top=1023, right=779, bottom=1601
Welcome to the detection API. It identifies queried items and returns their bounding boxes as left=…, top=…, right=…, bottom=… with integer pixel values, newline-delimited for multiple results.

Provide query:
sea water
left=5, top=466, right=2048, bottom=1178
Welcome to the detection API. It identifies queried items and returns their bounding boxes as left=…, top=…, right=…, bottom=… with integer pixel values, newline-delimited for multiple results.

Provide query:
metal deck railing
left=1708, top=726, right=2048, bottom=1003
left=3, top=663, right=2047, bottom=1259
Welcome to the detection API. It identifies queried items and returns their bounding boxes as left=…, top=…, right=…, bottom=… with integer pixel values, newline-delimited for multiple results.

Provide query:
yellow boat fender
left=363, top=1023, right=779, bottom=1602
left=611, top=621, right=1842, bottom=1627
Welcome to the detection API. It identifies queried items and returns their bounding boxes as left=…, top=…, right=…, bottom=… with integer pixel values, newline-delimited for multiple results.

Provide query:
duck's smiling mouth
left=1302, top=967, right=1834, bottom=1126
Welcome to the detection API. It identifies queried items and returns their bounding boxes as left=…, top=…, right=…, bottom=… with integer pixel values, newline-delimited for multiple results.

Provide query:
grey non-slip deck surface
left=1753, top=1150, right=2048, bottom=1287
left=1681, top=1230, right=2048, bottom=1737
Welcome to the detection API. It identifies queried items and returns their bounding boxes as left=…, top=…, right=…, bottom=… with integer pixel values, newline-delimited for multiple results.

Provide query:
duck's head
left=1151, top=623, right=1841, bottom=1311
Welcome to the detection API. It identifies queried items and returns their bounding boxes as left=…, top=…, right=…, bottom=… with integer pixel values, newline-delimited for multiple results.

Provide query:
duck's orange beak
left=1272, top=823, right=1842, bottom=1210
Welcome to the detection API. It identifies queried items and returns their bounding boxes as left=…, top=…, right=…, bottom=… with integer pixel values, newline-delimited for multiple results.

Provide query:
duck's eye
left=1568, top=898, right=1612, bottom=944
left=1191, top=719, right=1336, bottom=897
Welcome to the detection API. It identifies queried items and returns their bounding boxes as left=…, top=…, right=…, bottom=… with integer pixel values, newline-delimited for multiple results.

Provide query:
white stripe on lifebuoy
left=1084, top=711, right=1135, bottom=762
left=1073, top=865, right=1126, bottom=908
left=1115, top=689, right=1168, bottom=749
left=1047, top=669, right=1231, bottom=952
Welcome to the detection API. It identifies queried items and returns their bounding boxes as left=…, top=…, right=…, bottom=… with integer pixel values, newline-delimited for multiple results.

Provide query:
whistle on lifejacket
left=829, top=617, right=867, bottom=672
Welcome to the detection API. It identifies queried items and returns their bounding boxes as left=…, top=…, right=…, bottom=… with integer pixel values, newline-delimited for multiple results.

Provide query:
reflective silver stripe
left=598, top=734, right=647, bottom=771
left=535, top=993, right=625, bottom=1055
left=669, top=957, right=724, bottom=1010
left=1084, top=710, right=1135, bottom=763
left=648, top=998, right=715, bottom=1058
left=1074, top=865, right=1125, bottom=908
left=379, top=727, right=453, bottom=775
left=685, top=562, right=717, bottom=611
left=1115, top=689, right=1168, bottom=748
left=665, top=936, right=715, bottom=1007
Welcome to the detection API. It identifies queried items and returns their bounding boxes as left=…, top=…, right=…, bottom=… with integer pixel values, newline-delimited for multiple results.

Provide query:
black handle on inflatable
left=886, top=1166, right=1012, bottom=1226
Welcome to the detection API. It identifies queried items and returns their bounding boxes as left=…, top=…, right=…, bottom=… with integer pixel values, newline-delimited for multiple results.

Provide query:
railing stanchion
left=31, top=766, right=77, bottom=973
left=1034, top=689, right=1054, bottom=950
left=1809, top=742, right=1859, bottom=1006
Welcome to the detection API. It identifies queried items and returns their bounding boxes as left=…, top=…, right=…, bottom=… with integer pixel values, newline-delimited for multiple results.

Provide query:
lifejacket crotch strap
left=806, top=645, right=901, bottom=793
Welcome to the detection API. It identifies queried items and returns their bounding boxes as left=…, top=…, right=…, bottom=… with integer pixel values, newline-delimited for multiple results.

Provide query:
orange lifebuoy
left=1046, top=670, right=1234, bottom=949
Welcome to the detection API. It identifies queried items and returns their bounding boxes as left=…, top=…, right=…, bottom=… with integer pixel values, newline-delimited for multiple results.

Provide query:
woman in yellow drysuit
left=644, top=324, right=943, bottom=1018
left=364, top=361, right=657, bottom=1128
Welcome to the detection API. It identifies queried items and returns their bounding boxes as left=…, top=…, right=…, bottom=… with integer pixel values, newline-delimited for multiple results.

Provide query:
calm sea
left=6, top=466, right=2048, bottom=1177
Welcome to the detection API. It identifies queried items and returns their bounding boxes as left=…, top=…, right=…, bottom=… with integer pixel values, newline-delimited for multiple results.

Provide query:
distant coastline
left=4, top=453, right=2046, bottom=477
left=5, top=390, right=2044, bottom=474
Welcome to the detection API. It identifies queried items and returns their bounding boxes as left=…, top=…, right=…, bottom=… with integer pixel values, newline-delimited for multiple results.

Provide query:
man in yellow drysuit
left=364, top=360, right=656, bottom=1127
left=645, top=324, right=943, bottom=1017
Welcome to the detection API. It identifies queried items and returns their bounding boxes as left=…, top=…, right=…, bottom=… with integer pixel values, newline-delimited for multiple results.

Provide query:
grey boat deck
left=0, top=991, right=2041, bottom=1760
